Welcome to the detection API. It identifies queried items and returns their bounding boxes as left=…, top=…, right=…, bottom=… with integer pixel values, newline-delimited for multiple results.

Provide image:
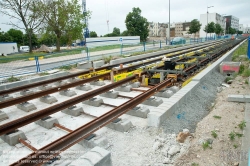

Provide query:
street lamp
left=168, top=0, right=170, bottom=45
left=206, top=6, right=214, bottom=40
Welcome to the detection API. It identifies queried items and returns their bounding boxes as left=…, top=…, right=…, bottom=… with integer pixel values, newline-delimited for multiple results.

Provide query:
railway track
left=0, top=38, right=245, bottom=165
left=0, top=40, right=226, bottom=110
left=0, top=40, right=225, bottom=97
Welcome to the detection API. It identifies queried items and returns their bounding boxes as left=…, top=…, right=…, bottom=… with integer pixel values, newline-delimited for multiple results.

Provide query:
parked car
left=171, top=37, right=186, bottom=45
left=19, top=46, right=30, bottom=53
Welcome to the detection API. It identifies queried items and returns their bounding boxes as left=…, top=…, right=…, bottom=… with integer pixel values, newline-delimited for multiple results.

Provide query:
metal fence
left=0, top=37, right=223, bottom=80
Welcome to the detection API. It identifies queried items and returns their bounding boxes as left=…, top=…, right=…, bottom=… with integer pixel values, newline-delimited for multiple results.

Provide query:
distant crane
left=105, top=0, right=109, bottom=33
left=82, top=0, right=89, bottom=40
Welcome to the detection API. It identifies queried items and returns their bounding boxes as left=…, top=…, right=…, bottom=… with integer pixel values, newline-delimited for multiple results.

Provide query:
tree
left=7, top=29, right=24, bottom=46
left=103, top=27, right=120, bottom=37
left=204, top=25, right=208, bottom=33
left=125, top=7, right=149, bottom=41
left=23, top=32, right=38, bottom=48
left=112, top=27, right=120, bottom=36
left=121, top=30, right=129, bottom=36
left=104, top=33, right=112, bottom=37
left=229, top=27, right=236, bottom=35
left=237, top=30, right=243, bottom=35
left=188, top=19, right=201, bottom=38
left=204, top=22, right=215, bottom=37
left=90, top=31, right=98, bottom=37
left=214, top=23, right=223, bottom=36
left=38, top=32, right=57, bottom=46
left=0, top=31, right=13, bottom=42
left=41, top=0, right=89, bottom=51
left=0, top=0, right=45, bottom=53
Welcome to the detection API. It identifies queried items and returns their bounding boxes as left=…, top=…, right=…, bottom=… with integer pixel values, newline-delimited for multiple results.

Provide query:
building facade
left=166, top=23, right=176, bottom=39
left=224, top=15, right=239, bottom=31
left=239, top=24, right=244, bottom=33
left=245, top=27, right=250, bottom=33
left=199, top=13, right=226, bottom=37
left=148, top=22, right=168, bottom=37
left=174, top=22, right=199, bottom=38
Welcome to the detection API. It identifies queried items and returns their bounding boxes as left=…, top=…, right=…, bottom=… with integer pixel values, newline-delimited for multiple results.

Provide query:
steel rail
left=0, top=41, right=225, bottom=96
left=0, top=75, right=139, bottom=136
left=0, top=73, right=109, bottom=109
left=9, top=39, right=243, bottom=165
left=0, top=42, right=224, bottom=109
left=19, top=138, right=37, bottom=152
left=0, top=40, right=239, bottom=135
left=11, top=77, right=173, bottom=166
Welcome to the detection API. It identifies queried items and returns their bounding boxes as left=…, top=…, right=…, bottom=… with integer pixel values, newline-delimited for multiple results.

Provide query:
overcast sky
left=1, top=0, right=250, bottom=36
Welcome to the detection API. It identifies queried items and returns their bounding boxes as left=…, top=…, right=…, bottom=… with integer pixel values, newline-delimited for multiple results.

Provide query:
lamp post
left=168, top=0, right=171, bottom=45
left=206, top=6, right=214, bottom=40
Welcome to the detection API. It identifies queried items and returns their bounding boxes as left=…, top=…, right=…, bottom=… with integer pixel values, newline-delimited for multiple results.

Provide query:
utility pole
left=168, top=0, right=170, bottom=45
left=206, top=6, right=214, bottom=40
left=82, top=0, right=89, bottom=44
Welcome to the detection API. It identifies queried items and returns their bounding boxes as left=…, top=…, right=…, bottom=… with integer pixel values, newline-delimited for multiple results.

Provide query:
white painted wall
left=231, top=16, right=239, bottom=30
left=86, top=36, right=140, bottom=48
left=245, top=27, right=250, bottom=33
left=239, top=24, right=244, bottom=32
left=200, top=13, right=226, bottom=37
left=0, top=43, right=18, bottom=55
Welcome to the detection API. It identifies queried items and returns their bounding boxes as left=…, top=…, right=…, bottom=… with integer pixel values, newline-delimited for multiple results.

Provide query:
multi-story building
left=199, top=13, right=226, bottom=37
left=224, top=15, right=239, bottom=31
left=175, top=22, right=189, bottom=37
left=166, top=23, right=176, bottom=39
left=239, top=24, right=244, bottom=33
left=245, top=27, right=250, bottom=33
left=148, top=22, right=168, bottom=37
left=174, top=22, right=199, bottom=38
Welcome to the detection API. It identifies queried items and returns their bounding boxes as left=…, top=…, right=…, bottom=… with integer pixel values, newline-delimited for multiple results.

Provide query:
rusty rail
left=0, top=74, right=108, bottom=109
left=131, top=88, right=147, bottom=92
left=0, top=41, right=224, bottom=97
left=11, top=78, right=173, bottom=166
left=117, top=95, right=133, bottom=99
left=54, top=123, right=73, bottom=132
left=102, top=103, right=117, bottom=107
left=0, top=41, right=238, bottom=135
left=0, top=75, right=138, bottom=136
left=0, top=43, right=223, bottom=109
left=19, top=138, right=37, bottom=152
left=8, top=40, right=242, bottom=165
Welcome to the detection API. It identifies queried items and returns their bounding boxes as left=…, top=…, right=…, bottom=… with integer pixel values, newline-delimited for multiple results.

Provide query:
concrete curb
left=147, top=39, right=247, bottom=127
left=192, top=39, right=246, bottom=82
left=0, top=72, right=69, bottom=91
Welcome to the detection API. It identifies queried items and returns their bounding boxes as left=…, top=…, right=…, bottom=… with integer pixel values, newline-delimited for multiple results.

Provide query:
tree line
left=188, top=19, right=243, bottom=38
left=0, top=28, right=38, bottom=48
left=0, top=1, right=149, bottom=52
left=0, top=0, right=89, bottom=52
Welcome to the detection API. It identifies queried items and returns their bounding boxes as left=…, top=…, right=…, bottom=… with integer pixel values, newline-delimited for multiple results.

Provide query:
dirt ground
left=174, top=75, right=249, bottom=166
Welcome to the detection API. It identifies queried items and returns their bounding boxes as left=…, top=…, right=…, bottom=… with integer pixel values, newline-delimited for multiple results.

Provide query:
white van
left=20, top=46, right=30, bottom=53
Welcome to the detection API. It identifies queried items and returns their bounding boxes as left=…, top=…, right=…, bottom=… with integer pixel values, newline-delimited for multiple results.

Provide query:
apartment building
left=239, top=24, right=244, bottom=33
left=166, top=23, right=176, bottom=39
left=199, top=13, right=226, bottom=37
left=148, top=22, right=168, bottom=37
left=224, top=15, right=239, bottom=31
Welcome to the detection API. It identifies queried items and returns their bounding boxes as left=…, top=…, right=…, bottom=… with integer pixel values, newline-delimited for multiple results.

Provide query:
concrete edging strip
left=147, top=39, right=247, bottom=127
